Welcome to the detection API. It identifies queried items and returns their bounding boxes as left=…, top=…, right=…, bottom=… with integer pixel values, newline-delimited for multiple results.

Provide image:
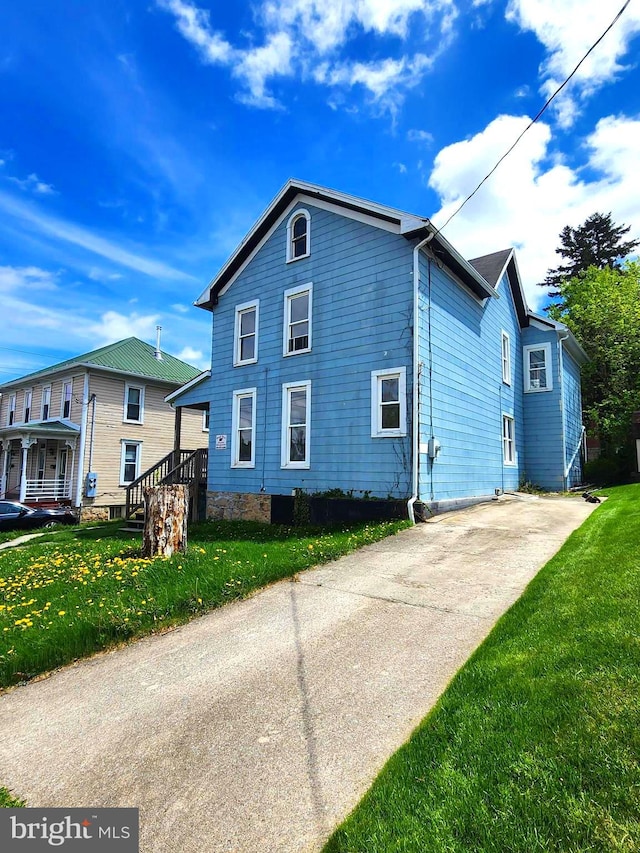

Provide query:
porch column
left=0, top=440, right=10, bottom=498
left=174, top=406, right=182, bottom=452
left=19, top=437, right=37, bottom=503
left=65, top=438, right=78, bottom=503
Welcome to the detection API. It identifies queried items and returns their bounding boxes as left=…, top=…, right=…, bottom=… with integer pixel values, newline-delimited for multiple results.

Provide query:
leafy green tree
left=548, top=262, right=640, bottom=457
left=541, top=212, right=639, bottom=296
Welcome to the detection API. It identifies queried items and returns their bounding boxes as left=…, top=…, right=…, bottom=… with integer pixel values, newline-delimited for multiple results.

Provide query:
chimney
left=155, top=325, right=163, bottom=360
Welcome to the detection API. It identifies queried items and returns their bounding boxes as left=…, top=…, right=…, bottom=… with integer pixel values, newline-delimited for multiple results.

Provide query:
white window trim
left=60, top=378, right=73, bottom=419
left=501, top=331, right=511, bottom=385
left=502, top=414, right=516, bottom=466
left=371, top=367, right=407, bottom=438
left=7, top=394, right=16, bottom=427
left=523, top=343, right=553, bottom=393
left=41, top=385, right=52, bottom=420
left=123, top=383, right=145, bottom=424
left=283, top=283, right=313, bottom=357
left=23, top=389, right=32, bottom=423
left=119, top=439, right=142, bottom=485
left=233, top=299, right=259, bottom=366
left=281, top=380, right=311, bottom=469
left=231, top=388, right=257, bottom=469
left=285, top=208, right=311, bottom=263
left=202, top=409, right=210, bottom=432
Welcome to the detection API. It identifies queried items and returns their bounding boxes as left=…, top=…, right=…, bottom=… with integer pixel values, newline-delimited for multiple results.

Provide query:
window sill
left=281, top=462, right=310, bottom=470
left=123, top=419, right=144, bottom=425
left=231, top=462, right=255, bottom=469
left=524, top=387, right=552, bottom=393
left=233, top=358, right=258, bottom=367
left=372, top=431, right=407, bottom=439
left=286, top=253, right=310, bottom=264
left=283, top=348, right=311, bottom=358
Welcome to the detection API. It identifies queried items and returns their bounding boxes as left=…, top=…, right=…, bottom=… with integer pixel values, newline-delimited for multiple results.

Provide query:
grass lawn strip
left=324, top=484, right=640, bottom=853
left=0, top=518, right=409, bottom=689
left=0, top=787, right=24, bottom=807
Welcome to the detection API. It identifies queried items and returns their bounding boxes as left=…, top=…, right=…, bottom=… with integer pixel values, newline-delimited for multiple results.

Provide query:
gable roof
left=468, top=249, right=513, bottom=287
left=195, top=178, right=498, bottom=308
left=0, top=338, right=201, bottom=390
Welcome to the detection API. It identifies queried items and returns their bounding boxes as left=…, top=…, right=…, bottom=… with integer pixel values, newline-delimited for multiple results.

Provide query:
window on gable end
left=234, top=301, right=259, bottom=366
left=286, top=209, right=310, bottom=262
left=284, top=284, right=312, bottom=355
left=281, top=381, right=311, bottom=468
left=501, top=332, right=511, bottom=385
left=371, top=368, right=407, bottom=437
left=502, top=415, right=516, bottom=465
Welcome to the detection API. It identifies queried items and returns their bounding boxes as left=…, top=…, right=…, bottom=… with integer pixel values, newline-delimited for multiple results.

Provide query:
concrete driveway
left=0, top=496, right=596, bottom=852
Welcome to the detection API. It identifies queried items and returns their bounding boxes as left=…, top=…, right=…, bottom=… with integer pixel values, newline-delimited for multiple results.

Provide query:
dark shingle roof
left=468, top=249, right=513, bottom=287
left=1, top=338, right=201, bottom=389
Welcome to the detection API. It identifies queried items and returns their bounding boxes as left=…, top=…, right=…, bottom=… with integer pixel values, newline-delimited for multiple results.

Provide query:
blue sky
left=1, top=0, right=639, bottom=382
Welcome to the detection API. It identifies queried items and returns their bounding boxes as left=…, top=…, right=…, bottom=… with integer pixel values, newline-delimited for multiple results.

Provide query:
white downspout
left=407, top=233, right=435, bottom=524
left=74, top=373, right=90, bottom=510
left=558, top=333, right=568, bottom=491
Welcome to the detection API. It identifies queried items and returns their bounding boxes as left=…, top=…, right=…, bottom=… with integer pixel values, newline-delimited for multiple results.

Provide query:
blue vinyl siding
left=206, top=204, right=414, bottom=498
left=417, top=257, right=524, bottom=502
left=521, top=326, right=564, bottom=490
left=562, top=348, right=584, bottom=487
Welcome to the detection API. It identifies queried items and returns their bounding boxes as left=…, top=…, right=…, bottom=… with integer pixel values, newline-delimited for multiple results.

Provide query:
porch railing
left=125, top=448, right=208, bottom=519
left=24, top=478, right=72, bottom=501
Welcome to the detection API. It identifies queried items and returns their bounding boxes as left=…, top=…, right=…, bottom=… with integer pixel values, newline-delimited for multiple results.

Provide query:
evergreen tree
left=540, top=212, right=639, bottom=295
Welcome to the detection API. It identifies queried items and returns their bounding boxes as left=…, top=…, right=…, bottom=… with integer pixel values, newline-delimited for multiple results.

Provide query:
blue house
left=169, top=180, right=587, bottom=521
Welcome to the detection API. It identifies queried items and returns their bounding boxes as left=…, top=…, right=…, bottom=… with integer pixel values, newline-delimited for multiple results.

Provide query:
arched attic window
left=286, top=209, right=310, bottom=262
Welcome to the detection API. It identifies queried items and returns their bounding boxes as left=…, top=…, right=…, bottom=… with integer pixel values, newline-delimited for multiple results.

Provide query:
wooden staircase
left=123, top=448, right=208, bottom=527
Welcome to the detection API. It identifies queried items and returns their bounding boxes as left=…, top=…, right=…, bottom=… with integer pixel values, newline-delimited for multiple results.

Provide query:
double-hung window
left=286, top=209, right=310, bottom=262
left=502, top=415, right=515, bottom=465
left=124, top=384, right=144, bottom=423
left=120, top=440, right=142, bottom=485
left=41, top=386, right=51, bottom=420
left=231, top=388, right=256, bottom=468
left=371, top=368, right=407, bottom=437
left=524, top=343, right=552, bottom=392
left=24, top=390, right=32, bottom=423
left=234, top=301, right=259, bottom=366
left=284, top=284, right=312, bottom=355
left=281, top=381, right=311, bottom=468
left=61, top=380, right=73, bottom=419
left=7, top=395, right=16, bottom=426
left=501, top=332, right=511, bottom=385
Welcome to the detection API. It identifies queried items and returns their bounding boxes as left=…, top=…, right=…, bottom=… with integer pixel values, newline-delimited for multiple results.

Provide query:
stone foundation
left=79, top=505, right=110, bottom=522
left=206, top=491, right=272, bottom=523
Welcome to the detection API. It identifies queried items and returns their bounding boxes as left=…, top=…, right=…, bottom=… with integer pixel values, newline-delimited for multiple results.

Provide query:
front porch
left=0, top=421, right=80, bottom=506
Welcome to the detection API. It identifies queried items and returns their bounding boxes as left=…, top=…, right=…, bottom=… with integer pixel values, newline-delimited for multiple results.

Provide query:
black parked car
left=0, top=500, right=78, bottom=532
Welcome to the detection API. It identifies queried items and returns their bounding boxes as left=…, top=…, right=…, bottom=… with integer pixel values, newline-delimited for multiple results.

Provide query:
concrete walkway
left=0, top=496, right=596, bottom=852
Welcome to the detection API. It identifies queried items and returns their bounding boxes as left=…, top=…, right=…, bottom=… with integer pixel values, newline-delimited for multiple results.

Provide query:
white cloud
left=88, top=267, right=123, bottom=282
left=7, top=172, right=56, bottom=195
left=428, top=112, right=640, bottom=311
left=157, top=0, right=455, bottom=110
left=176, top=345, right=206, bottom=367
left=172, top=303, right=190, bottom=313
left=506, top=1, right=640, bottom=126
left=0, top=265, right=58, bottom=293
left=394, top=161, right=408, bottom=173
left=408, top=128, right=434, bottom=145
left=0, top=189, right=195, bottom=282
left=87, top=311, right=161, bottom=345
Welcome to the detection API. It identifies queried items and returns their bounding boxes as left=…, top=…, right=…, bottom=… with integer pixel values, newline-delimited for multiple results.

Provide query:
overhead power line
left=435, top=0, right=631, bottom=236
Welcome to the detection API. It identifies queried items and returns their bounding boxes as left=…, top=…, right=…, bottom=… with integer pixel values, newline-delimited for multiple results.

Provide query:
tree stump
left=142, top=484, right=188, bottom=558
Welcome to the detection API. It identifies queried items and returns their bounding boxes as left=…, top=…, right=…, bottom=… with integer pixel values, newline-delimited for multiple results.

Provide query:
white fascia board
left=434, top=231, right=499, bottom=300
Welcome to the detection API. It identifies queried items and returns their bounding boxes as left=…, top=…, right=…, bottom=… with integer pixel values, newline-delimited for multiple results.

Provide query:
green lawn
left=0, top=518, right=409, bottom=688
left=325, top=485, right=640, bottom=853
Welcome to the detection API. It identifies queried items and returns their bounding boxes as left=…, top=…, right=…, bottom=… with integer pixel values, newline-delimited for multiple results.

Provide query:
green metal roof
left=0, top=338, right=201, bottom=389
